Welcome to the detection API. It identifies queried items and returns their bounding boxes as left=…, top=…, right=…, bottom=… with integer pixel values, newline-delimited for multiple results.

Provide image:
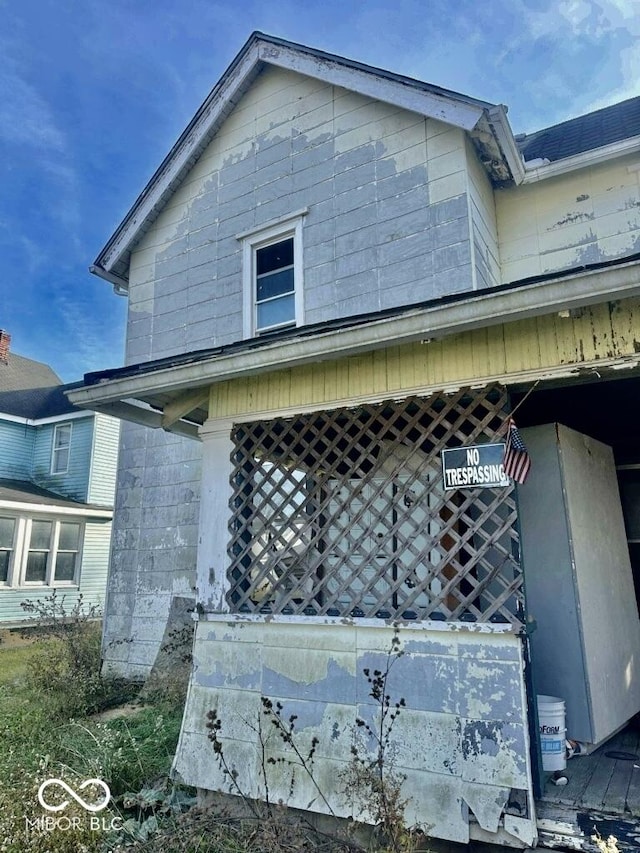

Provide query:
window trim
left=51, top=422, right=72, bottom=475
left=0, top=516, right=17, bottom=586
left=240, top=211, right=306, bottom=339
left=0, top=514, right=84, bottom=588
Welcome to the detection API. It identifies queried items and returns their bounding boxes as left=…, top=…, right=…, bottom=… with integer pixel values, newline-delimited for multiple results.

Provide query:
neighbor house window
left=51, top=423, right=72, bottom=474
left=0, top=515, right=84, bottom=587
left=0, top=517, right=15, bottom=584
left=239, top=210, right=306, bottom=338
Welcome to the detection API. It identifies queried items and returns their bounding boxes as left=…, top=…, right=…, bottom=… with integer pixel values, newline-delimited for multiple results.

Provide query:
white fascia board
left=486, top=105, right=525, bottom=185
left=97, top=42, right=263, bottom=278
left=0, top=500, right=112, bottom=519
left=259, top=41, right=485, bottom=131
left=66, top=259, right=640, bottom=413
left=523, top=135, right=640, bottom=183
left=0, top=411, right=93, bottom=427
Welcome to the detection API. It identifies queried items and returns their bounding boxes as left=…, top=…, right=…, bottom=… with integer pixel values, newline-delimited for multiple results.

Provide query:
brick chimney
left=0, top=330, right=11, bottom=364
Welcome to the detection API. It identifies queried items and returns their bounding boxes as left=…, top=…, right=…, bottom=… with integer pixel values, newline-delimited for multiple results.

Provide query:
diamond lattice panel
left=227, top=386, right=523, bottom=626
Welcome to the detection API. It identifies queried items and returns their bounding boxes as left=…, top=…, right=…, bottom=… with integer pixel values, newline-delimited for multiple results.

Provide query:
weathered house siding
left=127, top=65, right=480, bottom=362
left=104, top=422, right=200, bottom=677
left=0, top=420, right=35, bottom=480
left=466, top=137, right=500, bottom=290
left=175, top=614, right=533, bottom=845
left=497, top=153, right=640, bottom=282
left=32, top=417, right=94, bottom=501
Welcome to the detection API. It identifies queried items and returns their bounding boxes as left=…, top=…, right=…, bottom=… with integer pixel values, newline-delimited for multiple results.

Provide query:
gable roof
left=0, top=351, right=61, bottom=392
left=518, top=96, right=640, bottom=164
left=91, top=31, right=520, bottom=291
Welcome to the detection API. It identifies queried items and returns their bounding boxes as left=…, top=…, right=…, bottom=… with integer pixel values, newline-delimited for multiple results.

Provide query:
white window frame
left=51, top=422, right=72, bottom=475
left=239, top=210, right=307, bottom=339
left=0, top=516, right=16, bottom=586
left=0, top=515, right=84, bottom=588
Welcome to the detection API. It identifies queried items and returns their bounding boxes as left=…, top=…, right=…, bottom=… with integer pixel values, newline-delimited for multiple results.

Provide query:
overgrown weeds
left=204, top=628, right=426, bottom=853
left=20, top=592, right=137, bottom=718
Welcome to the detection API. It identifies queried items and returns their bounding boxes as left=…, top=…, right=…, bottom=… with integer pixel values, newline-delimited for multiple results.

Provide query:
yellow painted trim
left=208, top=298, right=640, bottom=420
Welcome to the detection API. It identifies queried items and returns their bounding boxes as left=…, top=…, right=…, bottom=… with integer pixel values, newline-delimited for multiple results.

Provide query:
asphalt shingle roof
left=0, top=352, right=61, bottom=392
left=0, top=383, right=83, bottom=419
left=517, top=96, right=640, bottom=163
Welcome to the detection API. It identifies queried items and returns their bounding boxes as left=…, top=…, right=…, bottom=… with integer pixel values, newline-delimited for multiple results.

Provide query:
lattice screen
left=227, top=386, right=524, bottom=626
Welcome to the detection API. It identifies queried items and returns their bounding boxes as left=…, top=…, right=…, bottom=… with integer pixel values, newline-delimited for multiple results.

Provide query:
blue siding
left=0, top=420, right=35, bottom=480
left=0, top=518, right=112, bottom=624
left=87, top=415, right=119, bottom=506
left=32, top=417, right=94, bottom=502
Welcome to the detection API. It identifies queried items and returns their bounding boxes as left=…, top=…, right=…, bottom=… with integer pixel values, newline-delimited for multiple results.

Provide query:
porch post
left=196, top=418, right=235, bottom=612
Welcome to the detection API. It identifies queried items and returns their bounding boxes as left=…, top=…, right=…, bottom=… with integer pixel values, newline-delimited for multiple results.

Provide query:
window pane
left=58, top=522, right=81, bottom=551
left=54, top=553, right=77, bottom=582
left=256, top=268, right=294, bottom=301
left=31, top=520, right=52, bottom=550
left=0, top=551, right=9, bottom=583
left=54, top=424, right=71, bottom=449
left=53, top=447, right=70, bottom=473
left=0, top=517, right=15, bottom=548
left=52, top=425, right=71, bottom=473
left=257, top=294, right=295, bottom=330
left=256, top=239, right=293, bottom=276
left=25, top=552, right=47, bottom=582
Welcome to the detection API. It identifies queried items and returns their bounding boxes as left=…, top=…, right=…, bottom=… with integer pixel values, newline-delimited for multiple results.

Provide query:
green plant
left=20, top=592, right=137, bottom=718
left=340, top=630, right=422, bottom=853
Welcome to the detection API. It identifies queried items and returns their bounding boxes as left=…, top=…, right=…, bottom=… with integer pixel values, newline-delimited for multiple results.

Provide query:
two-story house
left=68, top=34, right=640, bottom=850
left=0, top=330, right=119, bottom=623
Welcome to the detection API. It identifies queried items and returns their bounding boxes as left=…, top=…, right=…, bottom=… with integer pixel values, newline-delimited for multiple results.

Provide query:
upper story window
left=51, top=423, right=72, bottom=474
left=239, top=210, right=306, bottom=338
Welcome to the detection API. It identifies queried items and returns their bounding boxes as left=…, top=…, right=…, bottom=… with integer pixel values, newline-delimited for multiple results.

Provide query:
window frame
left=240, top=211, right=306, bottom=339
left=0, top=516, right=17, bottom=586
left=0, top=514, right=84, bottom=588
left=51, top=422, right=72, bottom=475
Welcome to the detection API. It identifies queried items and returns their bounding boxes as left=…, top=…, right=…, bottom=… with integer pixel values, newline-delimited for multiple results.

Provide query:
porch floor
left=535, top=724, right=640, bottom=851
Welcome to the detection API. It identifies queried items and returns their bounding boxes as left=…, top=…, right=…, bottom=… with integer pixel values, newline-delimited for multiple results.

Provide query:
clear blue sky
left=1, top=0, right=638, bottom=382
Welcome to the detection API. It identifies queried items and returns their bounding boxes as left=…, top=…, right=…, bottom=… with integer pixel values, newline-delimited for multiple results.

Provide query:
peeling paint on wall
left=173, top=619, right=535, bottom=847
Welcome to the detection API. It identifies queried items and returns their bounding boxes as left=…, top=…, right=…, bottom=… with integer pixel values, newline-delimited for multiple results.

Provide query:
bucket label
left=540, top=724, right=561, bottom=734
left=541, top=739, right=563, bottom=752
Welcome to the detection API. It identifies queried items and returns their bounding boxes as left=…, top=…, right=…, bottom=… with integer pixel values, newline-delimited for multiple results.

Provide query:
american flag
left=503, top=418, right=531, bottom=484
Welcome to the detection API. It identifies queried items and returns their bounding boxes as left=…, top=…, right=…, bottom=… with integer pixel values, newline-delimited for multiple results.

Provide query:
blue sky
left=1, top=0, right=638, bottom=382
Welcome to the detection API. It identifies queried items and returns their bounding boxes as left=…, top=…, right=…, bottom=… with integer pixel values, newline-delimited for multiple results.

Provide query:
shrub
left=20, top=592, right=136, bottom=718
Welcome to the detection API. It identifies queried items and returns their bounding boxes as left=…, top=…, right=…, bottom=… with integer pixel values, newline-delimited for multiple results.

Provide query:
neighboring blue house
left=0, top=330, right=119, bottom=624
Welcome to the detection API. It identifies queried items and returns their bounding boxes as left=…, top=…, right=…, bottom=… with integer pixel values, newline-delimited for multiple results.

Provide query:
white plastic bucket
left=538, top=694, right=566, bottom=772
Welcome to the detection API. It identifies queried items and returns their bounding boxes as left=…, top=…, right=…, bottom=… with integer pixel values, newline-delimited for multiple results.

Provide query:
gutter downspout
left=89, top=265, right=129, bottom=296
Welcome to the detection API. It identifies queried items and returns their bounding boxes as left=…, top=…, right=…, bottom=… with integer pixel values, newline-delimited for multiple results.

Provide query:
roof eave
left=67, top=258, right=640, bottom=436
